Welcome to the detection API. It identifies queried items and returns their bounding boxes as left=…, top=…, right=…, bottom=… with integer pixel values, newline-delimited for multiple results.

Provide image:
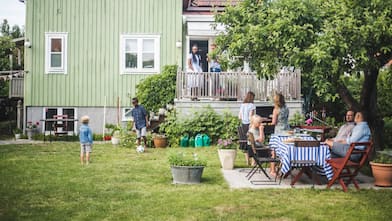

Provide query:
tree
left=136, top=65, right=178, bottom=113
left=215, top=0, right=392, bottom=149
left=0, top=36, right=15, bottom=71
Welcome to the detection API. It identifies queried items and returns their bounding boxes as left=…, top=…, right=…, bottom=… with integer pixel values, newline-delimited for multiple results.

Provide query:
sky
left=0, top=0, right=25, bottom=28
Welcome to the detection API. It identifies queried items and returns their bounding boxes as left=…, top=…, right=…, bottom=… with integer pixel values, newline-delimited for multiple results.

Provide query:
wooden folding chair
left=326, top=142, right=373, bottom=192
left=289, top=140, right=321, bottom=186
left=245, top=132, right=281, bottom=184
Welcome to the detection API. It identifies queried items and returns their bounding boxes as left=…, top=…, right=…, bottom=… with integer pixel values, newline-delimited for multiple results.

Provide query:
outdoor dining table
left=269, top=134, right=334, bottom=181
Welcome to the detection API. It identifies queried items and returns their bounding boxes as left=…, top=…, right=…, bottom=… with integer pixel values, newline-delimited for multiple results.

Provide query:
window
left=120, top=35, right=160, bottom=73
left=45, top=32, right=67, bottom=74
left=43, top=107, right=77, bottom=134
left=122, top=108, right=133, bottom=122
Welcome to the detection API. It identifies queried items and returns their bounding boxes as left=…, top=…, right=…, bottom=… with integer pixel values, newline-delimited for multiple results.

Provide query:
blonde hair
left=81, top=115, right=90, bottom=124
left=250, top=114, right=263, bottom=126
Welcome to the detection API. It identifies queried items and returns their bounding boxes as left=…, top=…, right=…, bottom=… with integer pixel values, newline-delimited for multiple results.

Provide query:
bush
left=383, top=117, right=392, bottom=149
left=159, top=107, right=240, bottom=147
left=136, top=65, right=177, bottom=113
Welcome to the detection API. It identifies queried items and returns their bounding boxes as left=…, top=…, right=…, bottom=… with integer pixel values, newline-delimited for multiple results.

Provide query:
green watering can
left=180, top=135, right=189, bottom=147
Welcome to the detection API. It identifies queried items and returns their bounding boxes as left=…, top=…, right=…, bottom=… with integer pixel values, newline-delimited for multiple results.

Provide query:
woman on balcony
left=187, top=45, right=203, bottom=100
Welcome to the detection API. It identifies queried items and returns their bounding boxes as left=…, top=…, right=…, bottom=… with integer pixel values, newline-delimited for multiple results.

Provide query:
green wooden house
left=23, top=0, right=183, bottom=134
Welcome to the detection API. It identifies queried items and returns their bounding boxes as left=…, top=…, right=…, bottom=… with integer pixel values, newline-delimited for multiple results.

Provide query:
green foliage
left=136, top=65, right=177, bottom=113
left=168, top=151, right=207, bottom=166
left=215, top=0, right=392, bottom=125
left=383, top=117, right=392, bottom=149
left=372, top=153, right=392, bottom=164
left=289, top=111, right=305, bottom=126
left=0, top=36, right=15, bottom=71
left=160, top=108, right=240, bottom=147
left=120, top=132, right=137, bottom=148
left=12, top=128, right=22, bottom=134
left=378, top=69, right=392, bottom=118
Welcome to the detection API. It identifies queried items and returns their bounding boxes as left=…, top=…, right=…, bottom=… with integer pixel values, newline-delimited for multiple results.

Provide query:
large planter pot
left=26, top=129, right=35, bottom=140
left=111, top=137, right=120, bottom=145
left=170, top=166, right=204, bottom=184
left=370, top=162, right=392, bottom=187
left=15, top=134, right=21, bottom=139
left=218, top=149, right=237, bottom=170
left=153, top=137, right=168, bottom=148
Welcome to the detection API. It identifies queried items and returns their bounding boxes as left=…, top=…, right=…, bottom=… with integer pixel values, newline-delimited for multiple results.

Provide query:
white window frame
left=120, top=34, right=160, bottom=74
left=45, top=32, right=68, bottom=74
left=42, top=107, right=77, bottom=134
left=122, top=107, right=134, bottom=122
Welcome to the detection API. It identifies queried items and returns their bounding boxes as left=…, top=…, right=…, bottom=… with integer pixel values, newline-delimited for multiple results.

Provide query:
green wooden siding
left=25, top=0, right=182, bottom=107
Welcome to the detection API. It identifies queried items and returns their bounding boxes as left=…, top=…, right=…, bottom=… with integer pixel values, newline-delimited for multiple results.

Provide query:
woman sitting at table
left=271, top=93, right=289, bottom=135
left=248, top=115, right=277, bottom=177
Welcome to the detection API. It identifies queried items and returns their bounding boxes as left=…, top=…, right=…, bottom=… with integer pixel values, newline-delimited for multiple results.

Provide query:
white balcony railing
left=176, top=69, right=301, bottom=101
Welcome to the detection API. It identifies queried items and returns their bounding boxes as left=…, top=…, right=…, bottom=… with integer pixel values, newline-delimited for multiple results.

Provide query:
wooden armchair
left=326, top=142, right=373, bottom=192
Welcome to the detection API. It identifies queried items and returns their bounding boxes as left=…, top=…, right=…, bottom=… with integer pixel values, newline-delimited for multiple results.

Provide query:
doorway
left=189, top=40, right=209, bottom=72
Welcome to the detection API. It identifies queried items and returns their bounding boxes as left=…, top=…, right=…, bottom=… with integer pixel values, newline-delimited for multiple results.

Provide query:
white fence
left=176, top=69, right=301, bottom=101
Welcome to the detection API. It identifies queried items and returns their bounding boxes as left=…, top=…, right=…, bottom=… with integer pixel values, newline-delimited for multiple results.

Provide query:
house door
left=190, top=40, right=208, bottom=72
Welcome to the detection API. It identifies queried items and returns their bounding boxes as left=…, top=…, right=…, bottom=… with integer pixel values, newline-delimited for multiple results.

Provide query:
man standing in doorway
left=131, top=97, right=149, bottom=148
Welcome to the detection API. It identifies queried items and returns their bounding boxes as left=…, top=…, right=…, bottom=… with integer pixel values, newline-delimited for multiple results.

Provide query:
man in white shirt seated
left=332, top=110, right=355, bottom=142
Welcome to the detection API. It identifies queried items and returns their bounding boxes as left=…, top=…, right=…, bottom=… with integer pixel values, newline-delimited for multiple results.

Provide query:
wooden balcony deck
left=176, top=69, right=301, bottom=101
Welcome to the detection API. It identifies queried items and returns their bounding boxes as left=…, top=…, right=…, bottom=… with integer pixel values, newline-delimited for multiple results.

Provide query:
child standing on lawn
left=79, top=115, right=93, bottom=165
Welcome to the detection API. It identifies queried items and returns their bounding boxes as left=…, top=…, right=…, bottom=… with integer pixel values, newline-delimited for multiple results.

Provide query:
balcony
left=176, top=69, right=301, bottom=101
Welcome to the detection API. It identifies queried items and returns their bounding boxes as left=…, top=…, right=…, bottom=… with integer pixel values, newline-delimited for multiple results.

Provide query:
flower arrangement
left=305, top=118, right=313, bottom=125
left=26, top=121, right=39, bottom=129
left=168, top=152, right=207, bottom=167
left=217, top=138, right=237, bottom=149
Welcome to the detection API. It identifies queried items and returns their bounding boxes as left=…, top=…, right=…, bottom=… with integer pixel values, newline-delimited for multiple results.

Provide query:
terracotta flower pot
left=370, top=162, right=392, bottom=187
left=153, top=137, right=167, bottom=148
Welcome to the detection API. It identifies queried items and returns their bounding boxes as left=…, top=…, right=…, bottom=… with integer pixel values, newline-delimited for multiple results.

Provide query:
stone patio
left=222, top=167, right=392, bottom=190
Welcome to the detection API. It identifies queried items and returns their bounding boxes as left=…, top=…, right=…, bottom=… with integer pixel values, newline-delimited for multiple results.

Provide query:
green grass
left=0, top=143, right=391, bottom=221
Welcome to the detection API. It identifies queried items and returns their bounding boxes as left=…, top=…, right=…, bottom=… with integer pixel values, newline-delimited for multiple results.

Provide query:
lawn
left=0, top=143, right=391, bottom=221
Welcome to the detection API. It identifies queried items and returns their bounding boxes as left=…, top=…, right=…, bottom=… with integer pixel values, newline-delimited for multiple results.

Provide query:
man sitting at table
left=331, top=110, right=355, bottom=141
left=325, top=111, right=371, bottom=161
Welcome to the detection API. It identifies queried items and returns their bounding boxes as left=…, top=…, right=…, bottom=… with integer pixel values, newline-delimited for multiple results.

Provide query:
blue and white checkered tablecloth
left=269, top=135, right=333, bottom=180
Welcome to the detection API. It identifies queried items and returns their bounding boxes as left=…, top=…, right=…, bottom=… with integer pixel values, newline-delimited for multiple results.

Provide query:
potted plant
left=13, top=128, right=23, bottom=139
left=169, top=152, right=206, bottom=184
left=110, top=125, right=122, bottom=145
left=217, top=138, right=237, bottom=170
left=370, top=152, right=392, bottom=187
left=26, top=121, right=39, bottom=140
left=153, top=133, right=168, bottom=148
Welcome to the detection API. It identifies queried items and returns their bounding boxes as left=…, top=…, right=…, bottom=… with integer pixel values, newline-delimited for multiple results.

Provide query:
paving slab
left=222, top=168, right=392, bottom=190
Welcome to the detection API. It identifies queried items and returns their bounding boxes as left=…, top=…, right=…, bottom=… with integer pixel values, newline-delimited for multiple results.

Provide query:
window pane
left=125, top=53, right=137, bottom=68
left=51, top=38, right=62, bottom=52
left=45, top=109, right=58, bottom=131
left=51, top=54, right=62, bottom=67
left=125, top=39, right=137, bottom=51
left=143, top=39, right=154, bottom=52
left=63, top=109, right=75, bottom=131
left=142, top=53, right=154, bottom=68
